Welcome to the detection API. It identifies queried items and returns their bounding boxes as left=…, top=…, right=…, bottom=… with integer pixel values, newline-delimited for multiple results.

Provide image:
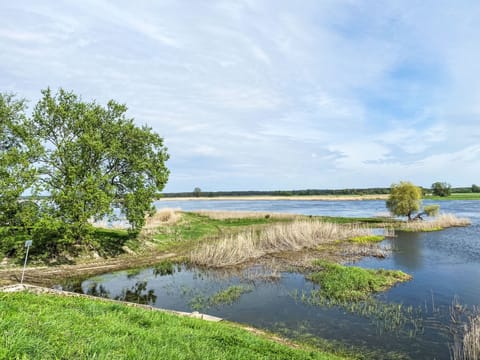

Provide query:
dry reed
left=189, top=220, right=373, bottom=267
left=141, top=208, right=181, bottom=236
left=452, top=311, right=480, bottom=360
left=401, top=213, right=471, bottom=232
left=192, top=210, right=298, bottom=220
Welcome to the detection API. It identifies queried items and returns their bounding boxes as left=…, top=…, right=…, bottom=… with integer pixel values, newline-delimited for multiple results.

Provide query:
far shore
left=159, top=194, right=389, bottom=201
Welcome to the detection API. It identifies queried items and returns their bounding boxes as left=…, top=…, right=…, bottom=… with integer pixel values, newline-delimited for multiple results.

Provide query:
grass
left=349, top=235, right=385, bottom=244
left=189, top=220, right=374, bottom=268
left=424, top=193, right=480, bottom=200
left=307, top=261, right=412, bottom=302
left=93, top=228, right=135, bottom=256
left=0, top=291, right=347, bottom=360
left=151, top=212, right=292, bottom=252
left=192, top=210, right=298, bottom=220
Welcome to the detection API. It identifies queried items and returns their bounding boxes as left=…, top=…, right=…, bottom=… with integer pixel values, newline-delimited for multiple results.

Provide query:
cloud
left=1, top=0, right=480, bottom=191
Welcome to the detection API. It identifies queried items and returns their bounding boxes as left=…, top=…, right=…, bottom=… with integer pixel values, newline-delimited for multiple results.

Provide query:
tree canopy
left=0, top=88, right=169, bottom=256
left=431, top=182, right=451, bottom=197
left=386, top=181, right=441, bottom=221
left=0, top=94, right=39, bottom=228
left=386, top=181, right=423, bottom=220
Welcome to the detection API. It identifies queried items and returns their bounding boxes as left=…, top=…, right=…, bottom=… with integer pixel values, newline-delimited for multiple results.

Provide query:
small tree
left=431, top=182, right=451, bottom=197
left=386, top=181, right=423, bottom=221
left=193, top=187, right=202, bottom=197
left=386, top=181, right=441, bottom=221
left=472, top=184, right=480, bottom=193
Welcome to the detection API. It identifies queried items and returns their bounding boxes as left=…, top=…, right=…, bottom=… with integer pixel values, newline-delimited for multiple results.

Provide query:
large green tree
left=31, top=88, right=169, bottom=245
left=0, top=93, right=39, bottom=228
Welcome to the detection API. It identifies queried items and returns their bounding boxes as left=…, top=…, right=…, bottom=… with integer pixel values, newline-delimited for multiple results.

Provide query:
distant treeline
left=161, top=186, right=478, bottom=198
left=161, top=188, right=389, bottom=198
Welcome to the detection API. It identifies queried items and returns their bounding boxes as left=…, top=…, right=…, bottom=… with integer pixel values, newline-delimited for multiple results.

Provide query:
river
left=66, top=199, right=480, bottom=359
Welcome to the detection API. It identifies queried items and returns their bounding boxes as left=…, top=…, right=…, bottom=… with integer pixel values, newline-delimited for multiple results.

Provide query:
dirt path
left=0, top=252, right=177, bottom=287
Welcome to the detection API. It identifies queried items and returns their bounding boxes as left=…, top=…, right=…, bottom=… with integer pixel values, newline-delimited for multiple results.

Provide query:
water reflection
left=85, top=283, right=110, bottom=298
left=391, top=232, right=423, bottom=270
left=115, top=281, right=157, bottom=305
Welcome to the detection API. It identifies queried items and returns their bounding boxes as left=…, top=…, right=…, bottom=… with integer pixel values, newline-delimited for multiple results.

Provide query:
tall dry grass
left=401, top=213, right=471, bottom=232
left=189, top=220, right=372, bottom=267
left=192, top=210, right=298, bottom=220
left=452, top=311, right=480, bottom=360
left=141, top=208, right=181, bottom=236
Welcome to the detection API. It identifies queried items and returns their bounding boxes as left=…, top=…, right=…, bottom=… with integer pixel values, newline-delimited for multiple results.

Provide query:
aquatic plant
left=290, top=288, right=424, bottom=337
left=452, top=308, right=480, bottom=360
left=187, top=285, right=253, bottom=310
left=153, top=260, right=175, bottom=276
left=210, top=285, right=253, bottom=305
left=307, top=261, right=411, bottom=302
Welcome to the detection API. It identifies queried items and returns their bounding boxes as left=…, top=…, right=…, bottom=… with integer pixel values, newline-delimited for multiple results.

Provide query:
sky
left=1, top=1, right=480, bottom=192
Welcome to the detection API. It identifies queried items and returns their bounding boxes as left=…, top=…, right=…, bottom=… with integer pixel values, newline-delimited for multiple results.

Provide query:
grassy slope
left=0, top=292, right=348, bottom=360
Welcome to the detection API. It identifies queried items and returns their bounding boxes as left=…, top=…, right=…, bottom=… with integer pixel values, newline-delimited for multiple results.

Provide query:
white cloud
left=1, top=0, right=480, bottom=191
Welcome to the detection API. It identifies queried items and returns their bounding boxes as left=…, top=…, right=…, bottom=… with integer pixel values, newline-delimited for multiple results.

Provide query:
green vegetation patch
left=153, top=260, right=175, bottom=276
left=0, top=291, right=346, bottom=360
left=424, top=193, right=480, bottom=200
left=210, top=285, right=253, bottom=305
left=349, top=235, right=385, bottom=244
left=308, top=261, right=411, bottom=302
left=188, top=285, right=254, bottom=311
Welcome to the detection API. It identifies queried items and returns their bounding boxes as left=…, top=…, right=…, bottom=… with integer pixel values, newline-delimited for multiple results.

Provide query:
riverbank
left=0, top=288, right=348, bottom=360
left=2, top=209, right=469, bottom=287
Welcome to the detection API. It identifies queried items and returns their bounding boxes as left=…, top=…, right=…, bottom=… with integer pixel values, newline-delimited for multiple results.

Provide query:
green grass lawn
left=0, top=291, right=348, bottom=360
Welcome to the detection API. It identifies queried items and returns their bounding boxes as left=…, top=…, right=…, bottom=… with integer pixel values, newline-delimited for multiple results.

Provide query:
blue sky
left=1, top=1, right=480, bottom=192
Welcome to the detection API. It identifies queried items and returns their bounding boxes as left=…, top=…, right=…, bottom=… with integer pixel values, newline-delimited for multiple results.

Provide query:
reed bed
left=401, top=214, right=471, bottom=232
left=189, top=220, right=373, bottom=267
left=192, top=210, right=298, bottom=220
left=452, top=311, right=480, bottom=360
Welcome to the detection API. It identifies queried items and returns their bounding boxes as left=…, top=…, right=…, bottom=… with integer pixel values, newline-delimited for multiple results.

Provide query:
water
left=65, top=200, right=480, bottom=359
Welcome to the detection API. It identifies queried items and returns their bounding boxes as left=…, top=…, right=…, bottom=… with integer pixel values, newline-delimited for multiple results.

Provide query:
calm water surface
left=66, top=200, right=480, bottom=359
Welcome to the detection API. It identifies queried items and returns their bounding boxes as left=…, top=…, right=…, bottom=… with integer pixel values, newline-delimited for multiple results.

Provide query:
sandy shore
left=159, top=194, right=389, bottom=201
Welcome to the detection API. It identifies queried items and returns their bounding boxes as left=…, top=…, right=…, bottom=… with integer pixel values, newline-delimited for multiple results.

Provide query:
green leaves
left=431, top=181, right=451, bottom=197
left=0, top=93, right=39, bottom=226
left=32, top=88, right=169, bottom=242
left=1, top=88, right=169, bottom=256
left=386, top=181, right=422, bottom=220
